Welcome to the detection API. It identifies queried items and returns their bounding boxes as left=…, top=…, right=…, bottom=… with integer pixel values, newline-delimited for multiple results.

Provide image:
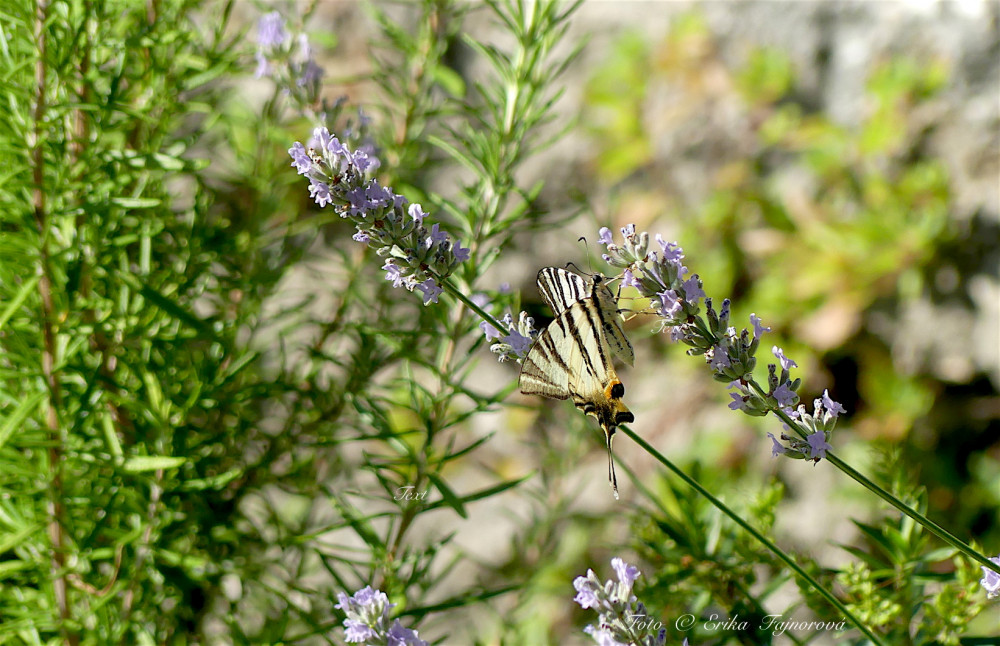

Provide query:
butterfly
left=518, top=266, right=635, bottom=498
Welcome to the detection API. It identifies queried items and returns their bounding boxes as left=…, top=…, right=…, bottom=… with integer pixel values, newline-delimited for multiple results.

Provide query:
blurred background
left=3, top=0, right=997, bottom=644
left=273, top=2, right=998, bottom=641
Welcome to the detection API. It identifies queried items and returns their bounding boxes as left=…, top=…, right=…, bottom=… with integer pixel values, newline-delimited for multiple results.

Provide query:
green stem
left=620, top=426, right=886, bottom=646
left=748, top=378, right=1000, bottom=577
left=436, top=277, right=511, bottom=337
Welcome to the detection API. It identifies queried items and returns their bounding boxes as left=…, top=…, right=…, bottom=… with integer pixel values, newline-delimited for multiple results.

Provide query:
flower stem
left=436, top=276, right=511, bottom=337
left=620, top=426, right=886, bottom=646
left=749, top=378, right=1000, bottom=577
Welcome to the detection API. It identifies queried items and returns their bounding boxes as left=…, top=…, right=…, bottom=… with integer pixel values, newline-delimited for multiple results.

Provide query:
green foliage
left=0, top=1, right=995, bottom=645
left=583, top=13, right=956, bottom=444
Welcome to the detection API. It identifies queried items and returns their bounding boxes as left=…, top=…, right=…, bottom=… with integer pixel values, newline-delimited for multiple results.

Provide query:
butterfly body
left=518, top=267, right=635, bottom=498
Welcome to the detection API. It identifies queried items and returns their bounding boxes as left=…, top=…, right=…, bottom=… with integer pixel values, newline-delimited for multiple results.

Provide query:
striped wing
left=517, top=297, right=635, bottom=499
left=518, top=299, right=610, bottom=402
left=536, top=267, right=634, bottom=366
left=537, top=266, right=589, bottom=316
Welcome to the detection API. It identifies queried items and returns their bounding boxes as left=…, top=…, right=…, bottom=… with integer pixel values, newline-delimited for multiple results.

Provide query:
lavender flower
left=767, top=432, right=788, bottom=457
left=335, top=586, right=427, bottom=646
left=750, top=313, right=770, bottom=339
left=484, top=312, right=537, bottom=362
left=980, top=555, right=1000, bottom=599
left=288, top=128, right=471, bottom=305
left=805, top=431, right=833, bottom=460
left=257, top=12, right=288, bottom=49
left=573, top=558, right=666, bottom=646
left=597, top=225, right=847, bottom=465
left=480, top=320, right=502, bottom=342
left=767, top=391, right=844, bottom=463
left=772, top=346, right=797, bottom=371
left=253, top=11, right=325, bottom=104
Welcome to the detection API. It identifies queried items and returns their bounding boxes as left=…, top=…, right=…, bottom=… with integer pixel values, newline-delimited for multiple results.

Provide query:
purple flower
left=980, top=556, right=1000, bottom=599
left=353, top=149, right=380, bottom=174
left=257, top=12, right=288, bottom=49
left=383, top=261, right=406, bottom=288
left=774, top=383, right=796, bottom=407
left=336, top=586, right=426, bottom=646
left=622, top=268, right=640, bottom=288
left=598, top=227, right=614, bottom=246
left=308, top=178, right=333, bottom=207
left=427, top=223, right=448, bottom=247
left=822, top=390, right=846, bottom=417
left=352, top=231, right=370, bottom=244
left=297, top=58, right=324, bottom=87
left=751, top=313, right=770, bottom=339
left=728, top=391, right=749, bottom=411
left=409, top=203, right=426, bottom=225
left=480, top=320, right=501, bottom=342
left=772, top=346, right=798, bottom=371
left=504, top=329, right=533, bottom=356
left=453, top=241, right=471, bottom=262
left=657, top=289, right=683, bottom=320
left=583, top=625, right=628, bottom=646
left=708, top=345, right=731, bottom=370
left=767, top=432, right=788, bottom=457
left=611, top=557, right=640, bottom=589
left=344, top=620, right=377, bottom=642
left=417, top=279, right=443, bottom=305
left=347, top=187, right=371, bottom=216
left=805, top=431, right=832, bottom=460
left=682, top=276, right=705, bottom=304
left=365, top=181, right=394, bottom=209
left=254, top=50, right=271, bottom=79
left=387, top=620, right=428, bottom=646
left=288, top=142, right=312, bottom=175
left=620, top=223, right=636, bottom=238
left=573, top=572, right=601, bottom=609
left=655, top=235, right=684, bottom=266
left=310, top=127, right=336, bottom=157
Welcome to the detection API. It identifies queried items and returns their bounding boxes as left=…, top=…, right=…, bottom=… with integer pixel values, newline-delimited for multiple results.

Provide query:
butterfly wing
left=518, top=299, right=634, bottom=499
left=591, top=280, right=635, bottom=366
left=536, top=266, right=589, bottom=316
left=518, top=324, right=572, bottom=400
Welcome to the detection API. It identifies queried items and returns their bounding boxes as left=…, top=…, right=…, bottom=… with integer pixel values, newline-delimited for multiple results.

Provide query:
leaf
left=426, top=472, right=467, bottom=519
left=0, top=392, right=44, bottom=451
left=432, top=63, right=465, bottom=98
left=122, top=456, right=187, bottom=473
left=180, top=468, right=243, bottom=491
left=0, top=275, right=39, bottom=332
left=117, top=271, right=222, bottom=344
left=110, top=197, right=162, bottom=209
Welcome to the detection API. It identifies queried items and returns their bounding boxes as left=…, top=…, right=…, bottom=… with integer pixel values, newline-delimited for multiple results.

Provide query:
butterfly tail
left=605, top=426, right=619, bottom=500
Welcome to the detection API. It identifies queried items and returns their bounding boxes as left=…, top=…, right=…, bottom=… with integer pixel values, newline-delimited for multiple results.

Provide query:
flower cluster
left=481, top=308, right=537, bottom=362
left=600, top=225, right=846, bottom=462
left=573, top=558, right=666, bottom=646
left=254, top=12, right=324, bottom=101
left=726, top=345, right=800, bottom=416
left=600, top=225, right=704, bottom=334
left=335, top=586, right=428, bottom=645
left=765, top=389, right=843, bottom=462
left=289, top=127, right=470, bottom=305
left=981, top=556, right=1000, bottom=599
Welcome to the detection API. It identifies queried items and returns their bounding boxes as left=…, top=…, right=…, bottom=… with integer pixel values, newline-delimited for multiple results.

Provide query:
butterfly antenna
left=576, top=236, right=597, bottom=275
left=605, top=427, right=619, bottom=500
